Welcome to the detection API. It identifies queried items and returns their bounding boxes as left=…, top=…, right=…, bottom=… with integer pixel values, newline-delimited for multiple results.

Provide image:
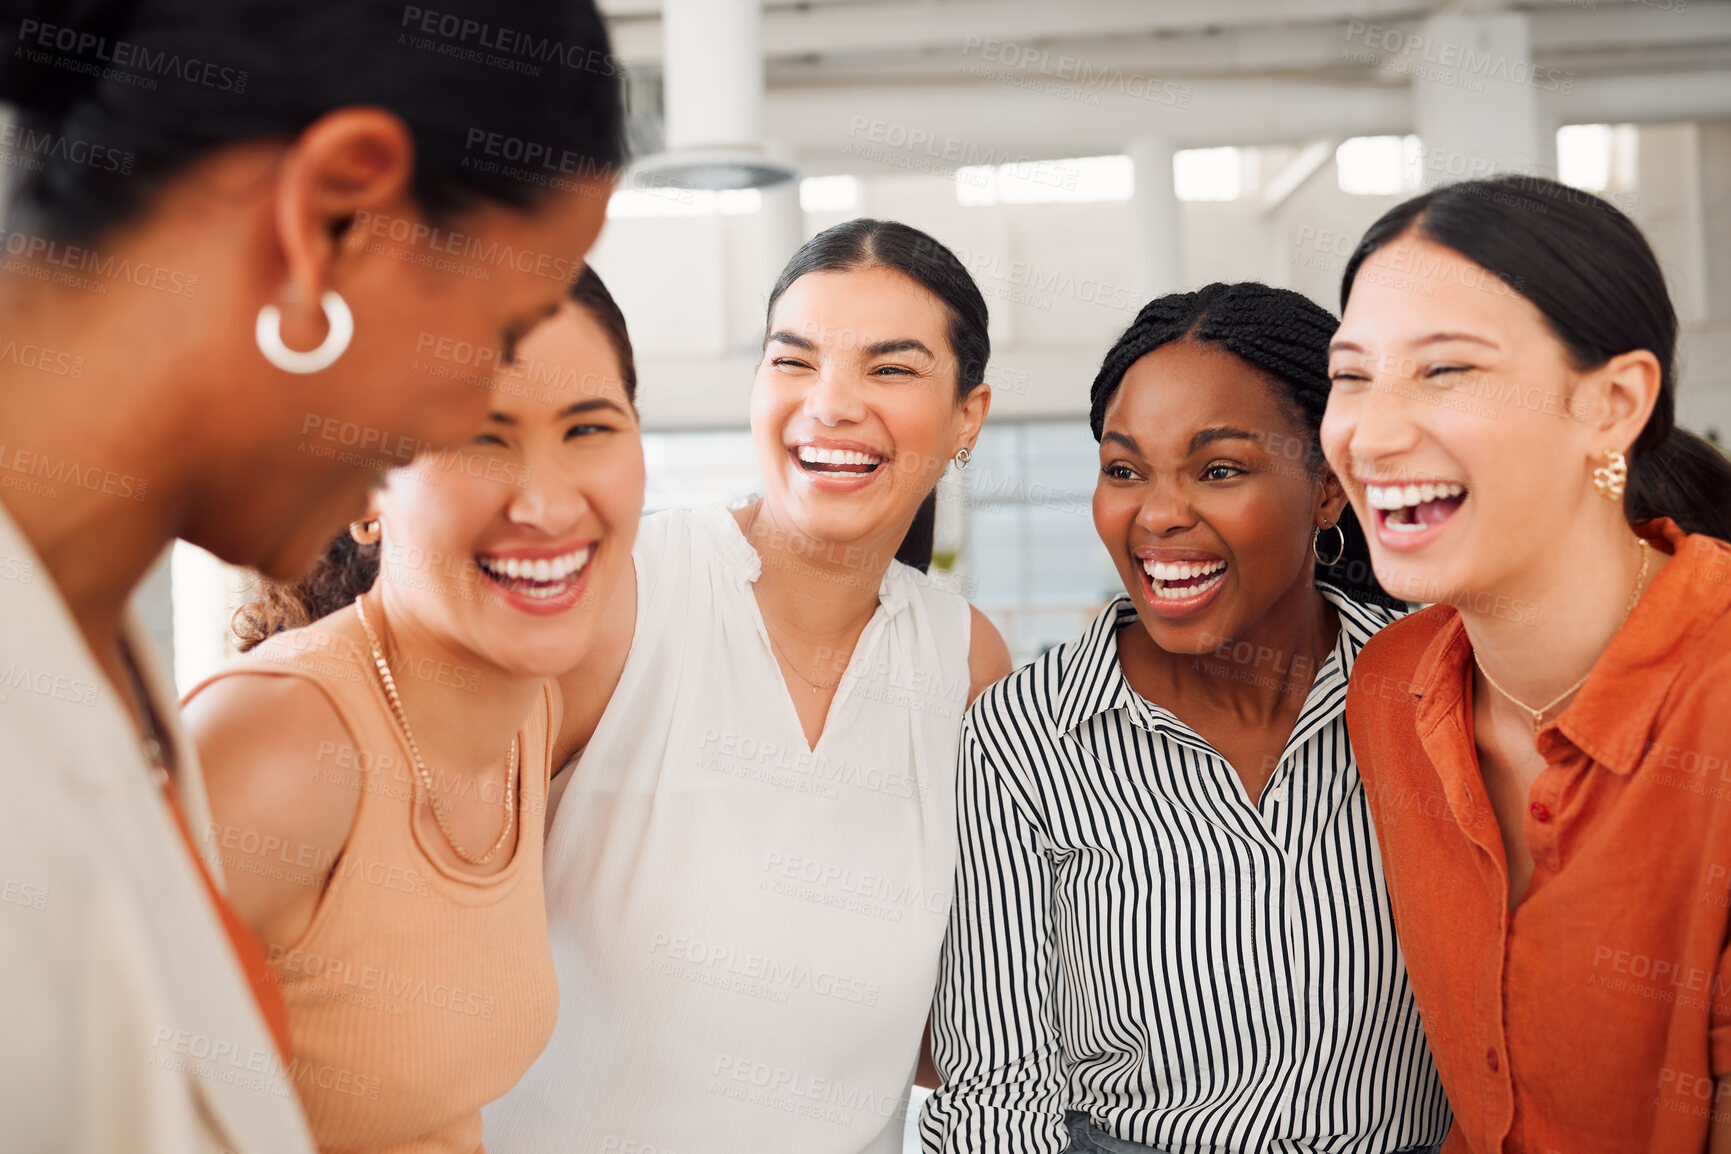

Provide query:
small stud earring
left=953, top=447, right=971, bottom=469
left=348, top=519, right=381, bottom=546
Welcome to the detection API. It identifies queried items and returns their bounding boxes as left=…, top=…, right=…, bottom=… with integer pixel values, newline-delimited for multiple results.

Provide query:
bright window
left=1557, top=123, right=1637, bottom=192
left=1172, top=147, right=1242, bottom=202
left=1336, top=135, right=1423, bottom=195
left=956, top=155, right=1134, bottom=207
left=606, top=187, right=763, bottom=219
left=640, top=430, right=761, bottom=512
left=799, top=174, right=860, bottom=214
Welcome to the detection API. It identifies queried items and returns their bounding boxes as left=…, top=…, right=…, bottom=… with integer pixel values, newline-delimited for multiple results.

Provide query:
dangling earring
left=348, top=519, right=381, bottom=546
left=257, top=289, right=354, bottom=374
left=1313, top=520, right=1346, bottom=566
left=1592, top=448, right=1628, bottom=501
left=952, top=446, right=972, bottom=469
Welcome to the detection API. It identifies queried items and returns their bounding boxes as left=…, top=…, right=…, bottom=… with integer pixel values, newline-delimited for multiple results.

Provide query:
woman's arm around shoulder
left=967, top=605, right=1013, bottom=706
left=182, top=674, right=362, bottom=950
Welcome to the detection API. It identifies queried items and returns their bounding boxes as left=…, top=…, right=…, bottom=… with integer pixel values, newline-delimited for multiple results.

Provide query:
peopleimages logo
left=15, top=19, right=248, bottom=92
left=399, top=6, right=626, bottom=75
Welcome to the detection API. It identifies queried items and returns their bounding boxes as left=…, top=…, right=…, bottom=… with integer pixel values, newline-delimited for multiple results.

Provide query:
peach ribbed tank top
left=185, top=603, right=559, bottom=1154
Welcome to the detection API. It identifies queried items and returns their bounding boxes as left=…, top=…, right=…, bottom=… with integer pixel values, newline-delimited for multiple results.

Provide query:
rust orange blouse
left=1347, top=518, right=1731, bottom=1154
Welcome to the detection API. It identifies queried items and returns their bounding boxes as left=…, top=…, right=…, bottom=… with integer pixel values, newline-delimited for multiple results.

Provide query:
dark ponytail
left=234, top=264, right=638, bottom=650
left=1342, top=174, right=1731, bottom=540
left=763, top=219, right=989, bottom=573
left=1088, top=282, right=1404, bottom=612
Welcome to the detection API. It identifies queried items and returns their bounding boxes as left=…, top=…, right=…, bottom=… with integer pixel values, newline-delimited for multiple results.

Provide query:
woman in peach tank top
left=182, top=270, right=646, bottom=1153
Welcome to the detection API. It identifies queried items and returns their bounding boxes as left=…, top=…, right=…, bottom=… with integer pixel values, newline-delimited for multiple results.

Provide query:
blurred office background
left=148, top=0, right=1731, bottom=683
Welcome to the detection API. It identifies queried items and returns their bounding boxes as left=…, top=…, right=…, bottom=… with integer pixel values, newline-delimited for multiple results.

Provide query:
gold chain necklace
left=355, top=597, right=518, bottom=865
left=1473, top=538, right=1651, bottom=735
left=744, top=500, right=855, bottom=696
left=762, top=624, right=842, bottom=695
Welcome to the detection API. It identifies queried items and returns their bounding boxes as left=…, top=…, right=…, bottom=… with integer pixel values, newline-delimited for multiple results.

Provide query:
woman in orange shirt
left=1321, top=174, right=1731, bottom=1153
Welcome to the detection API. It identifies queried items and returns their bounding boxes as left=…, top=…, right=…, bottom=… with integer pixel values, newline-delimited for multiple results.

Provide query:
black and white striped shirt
left=920, top=587, right=1451, bottom=1154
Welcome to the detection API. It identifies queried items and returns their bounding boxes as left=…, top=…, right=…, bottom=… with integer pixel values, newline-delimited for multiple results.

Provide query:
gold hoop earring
left=348, top=519, right=381, bottom=546
left=1313, top=521, right=1346, bottom=567
left=1592, top=448, right=1628, bottom=501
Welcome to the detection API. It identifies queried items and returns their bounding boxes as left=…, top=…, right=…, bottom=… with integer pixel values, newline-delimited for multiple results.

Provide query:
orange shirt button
left=1486, top=1048, right=1499, bottom=1072
left=1530, top=802, right=1552, bottom=823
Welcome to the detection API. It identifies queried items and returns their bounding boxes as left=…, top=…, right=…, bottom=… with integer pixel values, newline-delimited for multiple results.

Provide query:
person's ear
left=1317, top=465, right=1350, bottom=527
left=954, top=383, right=992, bottom=456
left=268, top=108, right=417, bottom=350
left=1575, top=348, right=1663, bottom=454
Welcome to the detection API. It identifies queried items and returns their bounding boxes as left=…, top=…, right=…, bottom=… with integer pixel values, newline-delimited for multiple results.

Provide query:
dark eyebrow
left=1102, top=431, right=1140, bottom=453
left=766, top=330, right=818, bottom=351
left=555, top=398, right=629, bottom=419
left=865, top=338, right=934, bottom=358
left=484, top=398, right=630, bottom=426
left=1189, top=426, right=1262, bottom=453
left=1418, top=331, right=1499, bottom=349
left=1329, top=332, right=1500, bottom=354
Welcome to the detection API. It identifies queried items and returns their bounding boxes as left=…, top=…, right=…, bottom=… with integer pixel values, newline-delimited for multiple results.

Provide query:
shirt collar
left=1410, top=519, right=1727, bottom=777
left=1054, top=583, right=1393, bottom=742
left=0, top=501, right=167, bottom=795
left=1548, top=519, right=1725, bottom=774
left=702, top=502, right=912, bottom=620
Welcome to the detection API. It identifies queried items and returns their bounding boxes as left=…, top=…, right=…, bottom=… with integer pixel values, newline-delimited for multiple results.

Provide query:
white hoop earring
left=256, top=290, right=354, bottom=375
left=953, top=446, right=972, bottom=470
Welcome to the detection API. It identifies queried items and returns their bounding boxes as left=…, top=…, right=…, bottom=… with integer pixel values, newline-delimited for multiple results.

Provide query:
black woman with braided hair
left=920, top=283, right=1451, bottom=1154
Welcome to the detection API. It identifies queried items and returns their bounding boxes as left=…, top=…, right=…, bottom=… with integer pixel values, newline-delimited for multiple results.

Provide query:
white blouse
left=485, top=504, right=973, bottom=1154
left=0, top=504, right=314, bottom=1154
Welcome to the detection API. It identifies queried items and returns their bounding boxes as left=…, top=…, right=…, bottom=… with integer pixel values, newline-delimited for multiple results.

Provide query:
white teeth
left=1144, top=567, right=1228, bottom=600
left=797, top=445, right=884, bottom=467
left=1365, top=481, right=1464, bottom=510
left=476, top=543, right=595, bottom=588
left=1141, top=558, right=1227, bottom=582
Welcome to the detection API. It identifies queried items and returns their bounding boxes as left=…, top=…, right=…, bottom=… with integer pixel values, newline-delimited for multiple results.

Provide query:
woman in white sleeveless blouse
left=485, top=220, right=1012, bottom=1154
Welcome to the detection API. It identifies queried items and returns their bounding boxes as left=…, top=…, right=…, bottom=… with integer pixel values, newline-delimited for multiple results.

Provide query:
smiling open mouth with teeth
left=475, top=544, right=595, bottom=600
left=1367, top=481, right=1468, bottom=532
left=794, top=445, right=886, bottom=475
left=1142, top=558, right=1228, bottom=600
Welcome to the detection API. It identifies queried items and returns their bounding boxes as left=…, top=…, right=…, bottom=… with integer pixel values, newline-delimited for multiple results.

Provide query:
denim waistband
left=1061, top=1112, right=1441, bottom=1154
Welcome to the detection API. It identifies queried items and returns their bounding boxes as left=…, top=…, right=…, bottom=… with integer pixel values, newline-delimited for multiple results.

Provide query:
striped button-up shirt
left=920, top=588, right=1450, bottom=1154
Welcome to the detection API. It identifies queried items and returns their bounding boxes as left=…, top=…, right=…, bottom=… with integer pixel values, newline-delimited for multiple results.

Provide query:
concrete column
left=1410, top=12, right=1544, bottom=187
left=1127, top=136, right=1181, bottom=306
left=724, top=177, right=804, bottom=353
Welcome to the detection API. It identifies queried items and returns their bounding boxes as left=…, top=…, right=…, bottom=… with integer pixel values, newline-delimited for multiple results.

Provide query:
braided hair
left=1088, top=281, right=1402, bottom=611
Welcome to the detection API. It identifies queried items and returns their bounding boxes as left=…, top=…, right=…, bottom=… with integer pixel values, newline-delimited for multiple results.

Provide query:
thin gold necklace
left=355, top=597, right=518, bottom=865
left=744, top=500, right=855, bottom=696
left=1473, top=538, right=1651, bottom=735
left=763, top=624, right=842, bottom=695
